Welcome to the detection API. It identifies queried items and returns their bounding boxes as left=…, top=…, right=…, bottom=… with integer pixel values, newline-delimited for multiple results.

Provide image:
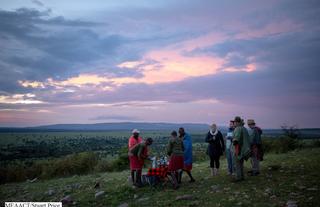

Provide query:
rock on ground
left=286, top=200, right=298, bottom=207
left=118, top=203, right=129, bottom=207
left=95, top=191, right=105, bottom=199
left=60, top=195, right=74, bottom=205
left=46, top=189, right=55, bottom=196
left=175, top=194, right=194, bottom=201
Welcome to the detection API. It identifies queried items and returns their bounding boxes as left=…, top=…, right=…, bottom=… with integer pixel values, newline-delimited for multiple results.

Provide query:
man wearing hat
left=128, top=129, right=144, bottom=187
left=232, top=116, right=251, bottom=182
left=247, top=119, right=263, bottom=176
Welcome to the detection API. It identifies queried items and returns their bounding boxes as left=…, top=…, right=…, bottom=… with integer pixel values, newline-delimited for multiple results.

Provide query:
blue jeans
left=226, top=148, right=233, bottom=174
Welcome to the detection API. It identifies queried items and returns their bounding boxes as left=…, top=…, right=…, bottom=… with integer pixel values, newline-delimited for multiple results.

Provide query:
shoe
left=249, top=171, right=260, bottom=176
left=133, top=182, right=143, bottom=188
left=210, top=168, right=215, bottom=176
left=189, top=179, right=195, bottom=183
left=231, top=179, right=243, bottom=183
left=231, top=177, right=245, bottom=183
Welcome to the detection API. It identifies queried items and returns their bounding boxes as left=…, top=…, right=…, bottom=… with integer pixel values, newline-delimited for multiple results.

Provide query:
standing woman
left=167, top=130, right=184, bottom=189
left=128, top=129, right=143, bottom=187
left=205, top=123, right=225, bottom=176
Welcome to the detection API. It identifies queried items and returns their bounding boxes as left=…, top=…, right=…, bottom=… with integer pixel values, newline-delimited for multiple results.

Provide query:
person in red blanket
left=128, top=129, right=149, bottom=187
left=167, top=130, right=184, bottom=189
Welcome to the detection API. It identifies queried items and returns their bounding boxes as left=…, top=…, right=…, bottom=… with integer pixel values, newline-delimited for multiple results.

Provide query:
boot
left=215, top=168, right=219, bottom=176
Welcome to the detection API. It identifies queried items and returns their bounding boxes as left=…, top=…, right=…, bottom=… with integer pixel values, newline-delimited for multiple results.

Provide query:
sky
left=0, top=0, right=319, bottom=128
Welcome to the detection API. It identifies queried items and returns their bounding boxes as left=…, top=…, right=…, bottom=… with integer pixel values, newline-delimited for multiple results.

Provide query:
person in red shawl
left=128, top=129, right=143, bottom=187
left=167, top=130, right=184, bottom=189
left=130, top=137, right=153, bottom=187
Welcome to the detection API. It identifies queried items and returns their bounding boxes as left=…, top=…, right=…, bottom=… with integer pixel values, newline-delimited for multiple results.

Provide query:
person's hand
left=233, top=140, right=239, bottom=145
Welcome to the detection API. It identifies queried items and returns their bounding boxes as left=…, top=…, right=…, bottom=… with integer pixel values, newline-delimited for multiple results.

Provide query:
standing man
left=128, top=129, right=143, bottom=187
left=247, top=119, right=262, bottom=176
left=178, top=127, right=196, bottom=183
left=225, top=120, right=235, bottom=175
left=232, top=116, right=251, bottom=182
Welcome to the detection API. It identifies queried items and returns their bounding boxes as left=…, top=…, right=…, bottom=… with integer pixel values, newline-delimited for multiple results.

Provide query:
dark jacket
left=205, top=130, right=225, bottom=157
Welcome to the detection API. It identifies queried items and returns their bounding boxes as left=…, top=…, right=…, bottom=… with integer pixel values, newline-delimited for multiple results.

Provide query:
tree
left=281, top=124, right=301, bottom=139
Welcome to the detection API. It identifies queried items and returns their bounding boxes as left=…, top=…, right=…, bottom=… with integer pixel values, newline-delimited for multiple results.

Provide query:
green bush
left=43, top=151, right=98, bottom=178
left=109, top=145, right=129, bottom=171
left=94, top=159, right=113, bottom=172
left=278, top=136, right=300, bottom=153
left=262, top=136, right=300, bottom=154
left=312, top=139, right=320, bottom=147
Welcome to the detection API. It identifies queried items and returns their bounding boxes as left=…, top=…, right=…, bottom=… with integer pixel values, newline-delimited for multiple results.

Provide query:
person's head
left=247, top=119, right=256, bottom=129
left=229, top=120, right=235, bottom=129
left=145, top=137, right=153, bottom=146
left=210, top=123, right=217, bottom=131
left=234, top=116, right=242, bottom=127
left=171, top=130, right=178, bottom=138
left=132, top=129, right=140, bottom=138
left=178, top=127, right=185, bottom=137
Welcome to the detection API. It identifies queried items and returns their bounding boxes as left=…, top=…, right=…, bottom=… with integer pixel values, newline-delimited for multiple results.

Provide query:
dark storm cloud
left=0, top=8, right=128, bottom=92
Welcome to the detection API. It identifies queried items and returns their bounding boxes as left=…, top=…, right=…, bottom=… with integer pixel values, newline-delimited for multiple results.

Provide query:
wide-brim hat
left=132, top=129, right=140, bottom=134
left=247, top=119, right=255, bottom=125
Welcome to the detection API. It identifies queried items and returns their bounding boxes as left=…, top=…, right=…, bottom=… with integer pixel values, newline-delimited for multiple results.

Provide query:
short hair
left=146, top=137, right=153, bottom=144
left=179, top=127, right=185, bottom=132
left=171, top=131, right=178, bottom=137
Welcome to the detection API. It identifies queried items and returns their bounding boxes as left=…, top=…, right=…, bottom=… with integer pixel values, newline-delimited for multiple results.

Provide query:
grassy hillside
left=1, top=148, right=319, bottom=207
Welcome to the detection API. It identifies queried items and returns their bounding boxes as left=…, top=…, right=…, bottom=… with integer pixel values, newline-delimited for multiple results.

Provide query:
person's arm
left=220, top=132, right=225, bottom=152
left=205, top=132, right=211, bottom=143
left=252, top=129, right=257, bottom=145
left=167, top=139, right=173, bottom=156
left=137, top=144, right=144, bottom=159
left=181, top=140, right=185, bottom=152
left=233, top=128, right=240, bottom=145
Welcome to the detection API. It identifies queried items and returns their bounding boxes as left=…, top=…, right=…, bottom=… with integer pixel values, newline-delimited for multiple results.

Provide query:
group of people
left=127, top=116, right=263, bottom=188
left=207, top=116, right=263, bottom=182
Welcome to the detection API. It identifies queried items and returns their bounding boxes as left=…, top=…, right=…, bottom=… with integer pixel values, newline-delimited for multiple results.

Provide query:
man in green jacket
left=232, top=116, right=251, bottom=182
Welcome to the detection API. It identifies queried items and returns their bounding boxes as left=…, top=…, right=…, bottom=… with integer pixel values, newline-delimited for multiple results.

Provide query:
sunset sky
left=0, top=0, right=319, bottom=128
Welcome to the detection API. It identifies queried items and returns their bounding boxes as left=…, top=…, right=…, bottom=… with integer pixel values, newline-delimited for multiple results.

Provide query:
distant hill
left=0, top=122, right=212, bottom=132
left=0, top=123, right=319, bottom=138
